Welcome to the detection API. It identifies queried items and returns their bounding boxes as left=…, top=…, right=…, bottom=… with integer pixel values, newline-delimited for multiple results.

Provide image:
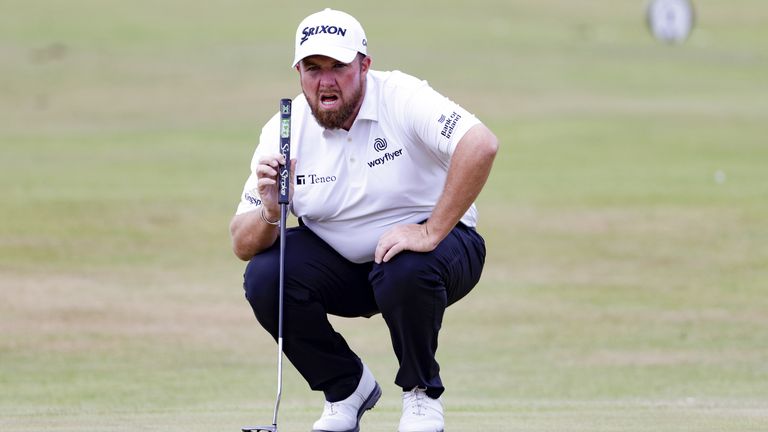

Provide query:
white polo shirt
left=236, top=69, right=481, bottom=263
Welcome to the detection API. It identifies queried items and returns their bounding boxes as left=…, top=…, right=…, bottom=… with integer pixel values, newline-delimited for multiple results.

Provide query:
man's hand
left=374, top=223, right=440, bottom=264
left=256, top=154, right=296, bottom=221
left=372, top=124, right=498, bottom=264
left=230, top=155, right=297, bottom=261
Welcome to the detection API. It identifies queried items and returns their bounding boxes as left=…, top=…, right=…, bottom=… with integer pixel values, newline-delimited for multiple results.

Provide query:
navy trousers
left=243, top=223, right=485, bottom=401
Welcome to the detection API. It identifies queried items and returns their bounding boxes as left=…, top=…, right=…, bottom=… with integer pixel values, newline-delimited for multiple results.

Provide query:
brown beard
left=306, top=82, right=364, bottom=130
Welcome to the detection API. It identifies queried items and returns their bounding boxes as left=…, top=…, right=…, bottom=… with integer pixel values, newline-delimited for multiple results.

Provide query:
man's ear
left=360, top=55, right=371, bottom=74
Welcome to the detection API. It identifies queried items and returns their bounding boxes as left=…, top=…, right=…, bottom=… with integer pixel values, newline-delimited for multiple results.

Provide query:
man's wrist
left=423, top=220, right=443, bottom=248
left=260, top=206, right=280, bottom=226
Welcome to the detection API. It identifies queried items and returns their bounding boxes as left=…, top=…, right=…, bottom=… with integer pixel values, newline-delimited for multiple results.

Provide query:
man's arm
left=229, top=155, right=292, bottom=261
left=229, top=208, right=280, bottom=261
left=374, top=123, right=498, bottom=263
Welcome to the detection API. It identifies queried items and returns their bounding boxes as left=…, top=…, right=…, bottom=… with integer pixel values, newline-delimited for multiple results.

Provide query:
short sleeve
left=405, top=83, right=481, bottom=157
left=234, top=112, right=280, bottom=216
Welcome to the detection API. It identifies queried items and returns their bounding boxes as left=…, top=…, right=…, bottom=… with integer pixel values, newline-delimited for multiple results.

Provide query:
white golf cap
left=292, top=8, right=367, bottom=67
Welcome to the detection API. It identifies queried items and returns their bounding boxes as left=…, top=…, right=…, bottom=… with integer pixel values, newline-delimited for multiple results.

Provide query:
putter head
left=241, top=426, right=277, bottom=432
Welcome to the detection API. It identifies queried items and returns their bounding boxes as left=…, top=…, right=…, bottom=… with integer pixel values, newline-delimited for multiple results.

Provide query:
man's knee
left=243, top=253, right=280, bottom=331
left=370, top=252, right=444, bottom=311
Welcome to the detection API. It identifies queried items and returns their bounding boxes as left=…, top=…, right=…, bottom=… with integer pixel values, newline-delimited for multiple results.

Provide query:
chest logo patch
left=296, top=173, right=338, bottom=185
left=374, top=137, right=388, bottom=152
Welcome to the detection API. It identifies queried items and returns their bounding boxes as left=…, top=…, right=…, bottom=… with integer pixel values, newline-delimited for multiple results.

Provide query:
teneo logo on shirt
left=300, top=25, right=348, bottom=45
left=440, top=111, right=462, bottom=139
left=296, top=173, right=338, bottom=185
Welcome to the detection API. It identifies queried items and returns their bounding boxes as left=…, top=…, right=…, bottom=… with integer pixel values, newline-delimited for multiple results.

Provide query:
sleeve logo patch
left=440, top=111, right=461, bottom=139
left=244, top=191, right=262, bottom=206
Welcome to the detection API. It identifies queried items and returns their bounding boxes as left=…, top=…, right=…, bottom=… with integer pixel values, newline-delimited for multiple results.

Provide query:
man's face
left=297, top=54, right=371, bottom=130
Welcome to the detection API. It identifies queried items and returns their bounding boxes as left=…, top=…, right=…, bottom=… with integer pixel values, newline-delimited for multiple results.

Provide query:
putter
left=242, top=98, right=292, bottom=432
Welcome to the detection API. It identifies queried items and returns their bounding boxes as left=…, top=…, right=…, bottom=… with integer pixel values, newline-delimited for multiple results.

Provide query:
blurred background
left=1, top=1, right=767, bottom=431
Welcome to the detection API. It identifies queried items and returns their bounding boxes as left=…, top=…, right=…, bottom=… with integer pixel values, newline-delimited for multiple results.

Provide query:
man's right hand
left=230, top=155, right=297, bottom=260
left=256, top=154, right=296, bottom=221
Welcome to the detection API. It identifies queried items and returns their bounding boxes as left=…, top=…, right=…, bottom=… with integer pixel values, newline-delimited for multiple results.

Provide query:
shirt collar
left=354, top=72, right=378, bottom=122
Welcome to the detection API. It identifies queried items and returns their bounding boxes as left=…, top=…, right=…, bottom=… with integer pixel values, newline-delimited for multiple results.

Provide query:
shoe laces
left=323, top=401, right=339, bottom=416
left=403, top=387, right=428, bottom=416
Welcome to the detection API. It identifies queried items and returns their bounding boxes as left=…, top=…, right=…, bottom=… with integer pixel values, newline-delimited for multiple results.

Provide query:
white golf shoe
left=311, top=364, right=381, bottom=432
left=398, top=387, right=444, bottom=432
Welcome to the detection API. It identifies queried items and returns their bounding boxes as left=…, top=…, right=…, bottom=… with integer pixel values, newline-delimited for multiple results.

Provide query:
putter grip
left=278, top=98, right=292, bottom=205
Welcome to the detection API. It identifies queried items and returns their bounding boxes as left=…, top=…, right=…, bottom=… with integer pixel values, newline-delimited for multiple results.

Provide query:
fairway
left=2, top=1, right=767, bottom=431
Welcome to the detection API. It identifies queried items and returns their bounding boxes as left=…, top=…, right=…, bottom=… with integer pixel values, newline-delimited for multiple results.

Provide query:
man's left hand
left=374, top=223, right=439, bottom=264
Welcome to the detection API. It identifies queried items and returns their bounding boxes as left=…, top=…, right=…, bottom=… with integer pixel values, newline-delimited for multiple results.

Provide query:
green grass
left=2, top=0, right=768, bottom=431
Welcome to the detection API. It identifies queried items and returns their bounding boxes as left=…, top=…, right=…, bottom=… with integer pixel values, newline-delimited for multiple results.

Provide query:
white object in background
left=714, top=170, right=726, bottom=185
left=647, top=0, right=695, bottom=43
